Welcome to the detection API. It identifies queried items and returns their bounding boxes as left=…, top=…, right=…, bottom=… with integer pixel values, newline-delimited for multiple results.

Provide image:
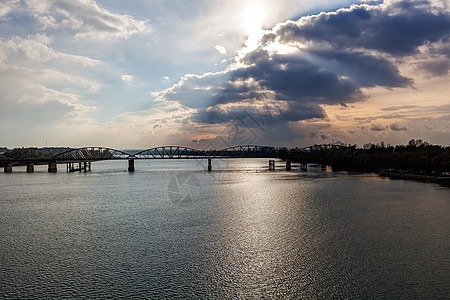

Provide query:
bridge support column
left=128, top=159, right=135, bottom=172
left=88, top=162, right=91, bottom=171
left=207, top=158, right=212, bottom=172
left=84, top=162, right=87, bottom=172
left=26, top=162, right=34, bottom=173
left=286, top=159, right=291, bottom=171
left=269, top=160, right=275, bottom=170
left=48, top=161, right=57, bottom=172
left=300, top=162, right=307, bottom=172
left=4, top=163, right=13, bottom=173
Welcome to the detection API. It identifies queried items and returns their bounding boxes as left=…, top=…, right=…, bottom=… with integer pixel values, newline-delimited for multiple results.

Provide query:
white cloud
left=0, top=34, right=102, bottom=69
left=35, top=14, right=58, bottom=30
left=24, top=0, right=50, bottom=14
left=215, top=45, right=227, bottom=55
left=121, top=74, right=134, bottom=82
left=24, top=0, right=151, bottom=40
left=0, top=0, right=19, bottom=20
left=0, top=33, right=102, bottom=131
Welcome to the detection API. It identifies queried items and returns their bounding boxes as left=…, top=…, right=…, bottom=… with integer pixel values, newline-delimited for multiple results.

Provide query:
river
left=1, top=159, right=449, bottom=298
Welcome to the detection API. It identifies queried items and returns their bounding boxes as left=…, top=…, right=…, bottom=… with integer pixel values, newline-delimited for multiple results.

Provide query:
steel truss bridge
left=52, top=144, right=361, bottom=161
left=52, top=145, right=280, bottom=161
left=2, top=144, right=365, bottom=173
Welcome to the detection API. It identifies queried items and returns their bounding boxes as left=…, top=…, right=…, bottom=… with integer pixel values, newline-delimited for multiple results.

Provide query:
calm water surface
left=1, top=159, right=449, bottom=298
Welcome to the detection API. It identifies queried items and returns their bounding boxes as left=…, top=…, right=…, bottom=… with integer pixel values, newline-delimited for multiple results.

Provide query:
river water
left=1, top=159, right=449, bottom=298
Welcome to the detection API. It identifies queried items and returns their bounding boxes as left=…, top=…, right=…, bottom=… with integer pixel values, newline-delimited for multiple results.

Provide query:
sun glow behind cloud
left=240, top=3, right=266, bottom=53
left=238, top=4, right=299, bottom=59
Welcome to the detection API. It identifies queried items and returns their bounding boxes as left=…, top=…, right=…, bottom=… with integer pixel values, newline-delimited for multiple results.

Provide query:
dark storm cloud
left=159, top=0, right=449, bottom=126
left=192, top=106, right=259, bottom=125
left=192, top=101, right=325, bottom=125
left=233, top=52, right=364, bottom=104
left=310, top=50, right=412, bottom=87
left=186, top=48, right=411, bottom=123
left=164, top=52, right=365, bottom=108
left=267, top=0, right=450, bottom=56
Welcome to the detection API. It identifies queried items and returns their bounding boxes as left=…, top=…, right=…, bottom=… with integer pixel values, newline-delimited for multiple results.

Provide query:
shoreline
left=379, top=170, right=450, bottom=183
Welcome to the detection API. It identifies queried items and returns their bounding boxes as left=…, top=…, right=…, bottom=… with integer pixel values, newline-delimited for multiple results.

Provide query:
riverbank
left=379, top=170, right=450, bottom=183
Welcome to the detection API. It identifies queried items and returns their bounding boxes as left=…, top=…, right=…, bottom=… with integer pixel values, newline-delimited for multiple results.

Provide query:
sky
left=0, top=0, right=449, bottom=149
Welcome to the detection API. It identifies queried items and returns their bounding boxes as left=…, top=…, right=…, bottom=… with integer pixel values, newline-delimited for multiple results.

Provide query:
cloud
left=263, top=0, right=450, bottom=56
left=155, top=0, right=449, bottom=129
left=0, top=33, right=101, bottom=69
left=157, top=51, right=368, bottom=124
left=416, top=58, right=450, bottom=76
left=390, top=123, right=408, bottom=131
left=370, top=124, right=386, bottom=131
left=121, top=74, right=134, bottom=82
left=0, top=33, right=104, bottom=91
left=354, top=117, right=376, bottom=124
left=0, top=33, right=102, bottom=138
left=0, top=0, right=19, bottom=20
left=24, top=0, right=151, bottom=40
left=380, top=105, right=418, bottom=111
left=308, top=49, right=412, bottom=87
left=215, top=45, right=227, bottom=55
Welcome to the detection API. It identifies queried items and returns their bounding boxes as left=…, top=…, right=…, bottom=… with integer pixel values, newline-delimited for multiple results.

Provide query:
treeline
left=2, top=148, right=53, bottom=160
left=1, top=147, right=71, bottom=160
left=312, top=139, right=450, bottom=174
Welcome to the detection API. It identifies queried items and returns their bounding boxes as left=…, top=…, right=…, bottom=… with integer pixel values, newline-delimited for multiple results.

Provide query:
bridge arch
left=133, top=146, right=210, bottom=159
left=53, top=147, right=131, bottom=161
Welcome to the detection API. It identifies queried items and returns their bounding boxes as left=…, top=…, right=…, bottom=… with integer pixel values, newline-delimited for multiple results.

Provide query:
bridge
left=1, top=144, right=364, bottom=173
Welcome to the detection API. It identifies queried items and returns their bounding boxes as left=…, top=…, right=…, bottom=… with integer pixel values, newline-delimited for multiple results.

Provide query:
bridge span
left=1, top=144, right=363, bottom=173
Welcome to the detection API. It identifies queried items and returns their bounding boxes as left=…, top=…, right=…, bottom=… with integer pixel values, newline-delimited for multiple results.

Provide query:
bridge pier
left=48, top=161, right=57, bottom=172
left=286, top=159, right=291, bottom=171
left=128, top=159, right=135, bottom=172
left=26, top=162, right=34, bottom=173
left=300, top=162, right=307, bottom=172
left=208, top=158, right=212, bottom=172
left=4, top=163, right=12, bottom=173
left=269, top=160, right=275, bottom=170
left=66, top=162, right=91, bottom=172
